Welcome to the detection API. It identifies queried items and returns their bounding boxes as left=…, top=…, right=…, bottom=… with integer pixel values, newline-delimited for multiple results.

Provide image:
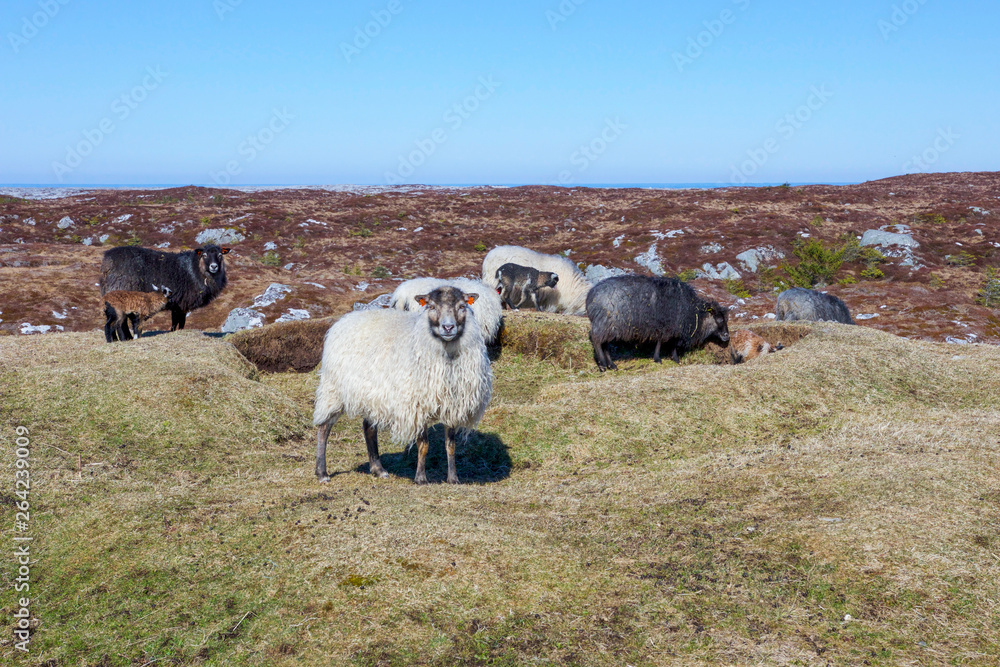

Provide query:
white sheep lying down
left=481, top=245, right=592, bottom=316
left=390, top=276, right=503, bottom=344
left=313, top=285, right=493, bottom=485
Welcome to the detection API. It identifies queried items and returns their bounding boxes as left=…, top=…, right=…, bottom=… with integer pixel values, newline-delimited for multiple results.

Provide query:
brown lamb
left=728, top=329, right=783, bottom=364
left=103, top=287, right=172, bottom=342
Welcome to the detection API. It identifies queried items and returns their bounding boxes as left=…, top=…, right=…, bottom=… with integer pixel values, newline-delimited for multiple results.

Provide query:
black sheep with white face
left=99, top=244, right=230, bottom=331
left=495, top=262, right=559, bottom=311
left=585, top=275, right=730, bottom=371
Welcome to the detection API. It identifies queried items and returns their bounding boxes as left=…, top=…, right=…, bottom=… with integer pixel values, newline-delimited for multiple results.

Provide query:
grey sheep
left=776, top=287, right=853, bottom=324
left=586, top=275, right=730, bottom=371
left=495, top=262, right=559, bottom=311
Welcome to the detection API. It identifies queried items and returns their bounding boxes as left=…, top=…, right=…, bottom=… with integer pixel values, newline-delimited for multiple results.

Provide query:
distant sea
left=0, top=182, right=858, bottom=200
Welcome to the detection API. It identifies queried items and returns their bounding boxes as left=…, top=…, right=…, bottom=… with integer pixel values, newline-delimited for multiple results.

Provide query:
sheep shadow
left=353, top=426, right=512, bottom=484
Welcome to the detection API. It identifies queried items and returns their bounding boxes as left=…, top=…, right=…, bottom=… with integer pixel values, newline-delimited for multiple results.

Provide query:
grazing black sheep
left=586, top=275, right=730, bottom=371
left=99, top=245, right=230, bottom=331
left=776, top=287, right=853, bottom=324
left=495, top=262, right=559, bottom=310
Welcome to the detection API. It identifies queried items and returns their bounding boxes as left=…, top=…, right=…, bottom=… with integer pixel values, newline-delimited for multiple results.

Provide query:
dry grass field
left=1, top=314, right=999, bottom=665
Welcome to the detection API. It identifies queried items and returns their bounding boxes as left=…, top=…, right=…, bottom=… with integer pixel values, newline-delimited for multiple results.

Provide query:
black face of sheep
left=99, top=244, right=231, bottom=331
left=586, top=275, right=730, bottom=371
left=415, top=286, right=478, bottom=342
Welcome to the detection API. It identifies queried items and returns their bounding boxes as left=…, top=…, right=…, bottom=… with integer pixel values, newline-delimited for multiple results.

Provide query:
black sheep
left=776, top=287, right=853, bottom=324
left=495, top=262, right=559, bottom=310
left=586, top=275, right=730, bottom=371
left=99, top=244, right=230, bottom=331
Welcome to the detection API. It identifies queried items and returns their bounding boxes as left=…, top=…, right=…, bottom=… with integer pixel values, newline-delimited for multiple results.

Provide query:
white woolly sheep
left=314, top=286, right=493, bottom=485
left=481, top=245, right=591, bottom=315
left=390, top=276, right=503, bottom=344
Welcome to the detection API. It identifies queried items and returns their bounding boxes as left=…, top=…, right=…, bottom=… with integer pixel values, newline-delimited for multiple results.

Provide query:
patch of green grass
left=199, top=216, right=212, bottom=226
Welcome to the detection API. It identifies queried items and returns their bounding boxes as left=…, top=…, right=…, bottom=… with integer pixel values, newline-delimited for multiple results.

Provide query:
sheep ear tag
left=465, top=293, right=478, bottom=305
left=416, top=296, right=428, bottom=307
left=195, top=249, right=203, bottom=255
left=221, top=247, right=231, bottom=254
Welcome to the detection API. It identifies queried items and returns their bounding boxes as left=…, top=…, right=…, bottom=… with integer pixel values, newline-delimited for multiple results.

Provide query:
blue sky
left=1, top=0, right=997, bottom=185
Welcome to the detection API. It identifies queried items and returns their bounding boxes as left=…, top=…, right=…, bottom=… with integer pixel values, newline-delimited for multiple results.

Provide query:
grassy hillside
left=1, top=319, right=999, bottom=665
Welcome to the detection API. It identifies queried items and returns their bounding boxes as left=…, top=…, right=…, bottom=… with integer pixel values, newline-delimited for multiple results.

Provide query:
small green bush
left=474, top=242, right=488, bottom=252
left=810, top=214, right=825, bottom=226
left=860, top=267, right=885, bottom=281
left=945, top=251, right=976, bottom=267
left=757, top=266, right=790, bottom=292
left=262, top=251, right=281, bottom=267
left=723, top=278, right=751, bottom=298
left=929, top=273, right=945, bottom=289
left=976, top=267, right=1000, bottom=308
left=350, top=224, right=373, bottom=238
left=676, top=269, right=698, bottom=282
left=782, top=237, right=846, bottom=288
left=371, top=265, right=391, bottom=279
left=838, top=275, right=857, bottom=286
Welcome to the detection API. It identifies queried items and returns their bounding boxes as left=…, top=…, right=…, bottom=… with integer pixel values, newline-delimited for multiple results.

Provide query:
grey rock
left=57, top=216, right=74, bottom=229
left=698, top=262, right=741, bottom=280
left=736, top=246, right=784, bottom=273
left=195, top=227, right=246, bottom=245
left=585, top=264, right=629, bottom=283
left=353, top=293, right=393, bottom=311
left=635, top=243, right=666, bottom=276
left=700, top=242, right=723, bottom=254
left=98, top=234, right=110, bottom=244
left=263, top=241, right=277, bottom=251
left=275, top=308, right=311, bottom=323
left=861, top=229, right=919, bottom=249
left=221, top=308, right=264, bottom=334
left=82, top=237, right=93, bottom=246
left=252, top=283, right=292, bottom=308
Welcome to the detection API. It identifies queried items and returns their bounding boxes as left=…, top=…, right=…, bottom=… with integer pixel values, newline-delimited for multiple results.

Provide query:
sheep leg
left=671, top=344, right=680, bottom=364
left=445, top=427, right=460, bottom=484
left=116, top=313, right=132, bottom=341
left=133, top=316, right=143, bottom=340
left=104, top=312, right=117, bottom=342
left=315, top=419, right=334, bottom=482
left=170, top=305, right=186, bottom=331
left=653, top=340, right=662, bottom=363
left=414, top=428, right=430, bottom=485
left=363, top=419, right=388, bottom=479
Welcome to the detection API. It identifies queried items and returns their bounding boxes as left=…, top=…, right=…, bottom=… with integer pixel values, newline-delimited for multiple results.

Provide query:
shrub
left=860, top=267, right=885, bottom=281
left=675, top=269, right=698, bottom=282
left=350, top=223, right=373, bottom=238
left=976, top=268, right=1000, bottom=308
left=199, top=216, right=211, bottom=226
left=810, top=214, right=825, bottom=226
left=782, top=238, right=846, bottom=288
left=915, top=213, right=948, bottom=225
left=929, top=273, right=945, bottom=289
left=262, top=251, right=281, bottom=267
left=124, top=231, right=143, bottom=247
left=945, top=251, right=976, bottom=267
left=838, top=275, right=857, bottom=286
left=371, top=265, right=391, bottom=279
left=474, top=242, right=488, bottom=252
left=757, top=266, right=790, bottom=292
left=723, top=278, right=751, bottom=298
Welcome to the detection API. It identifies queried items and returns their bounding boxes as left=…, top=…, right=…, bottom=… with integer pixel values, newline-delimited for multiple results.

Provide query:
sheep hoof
left=414, top=474, right=428, bottom=485
left=317, top=475, right=331, bottom=483
left=447, top=475, right=460, bottom=485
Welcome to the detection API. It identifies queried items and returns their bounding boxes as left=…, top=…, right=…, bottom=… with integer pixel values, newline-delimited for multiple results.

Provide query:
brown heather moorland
left=0, top=173, right=999, bottom=666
